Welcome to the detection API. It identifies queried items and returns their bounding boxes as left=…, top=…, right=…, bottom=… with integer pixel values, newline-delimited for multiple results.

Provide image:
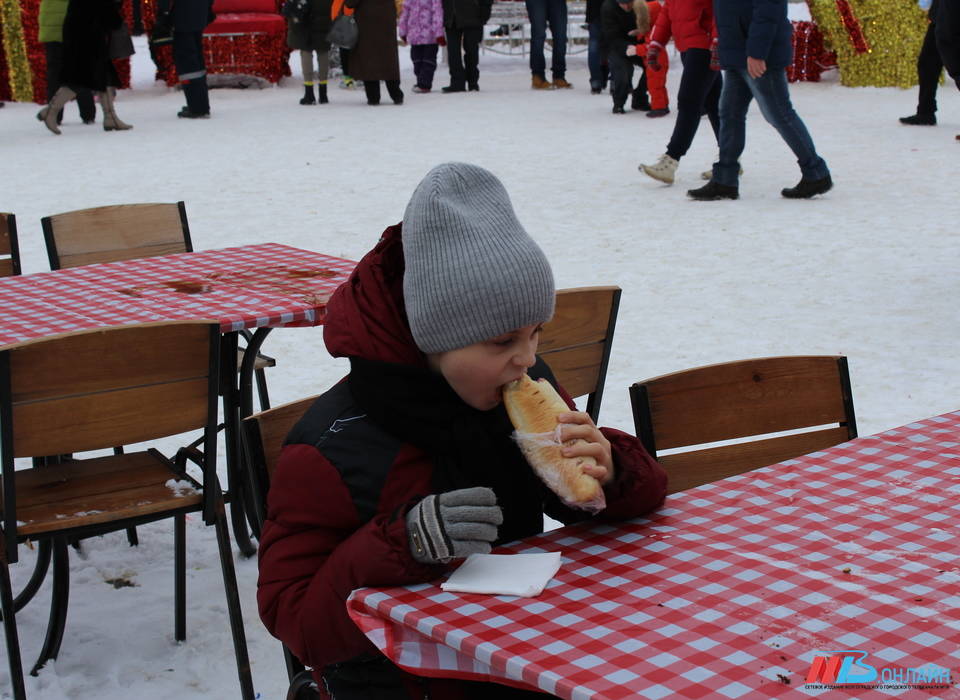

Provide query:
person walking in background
left=586, top=0, right=610, bottom=93
left=286, top=0, right=334, bottom=104
left=37, top=0, right=97, bottom=127
left=638, top=0, right=720, bottom=184
left=900, top=0, right=944, bottom=126
left=440, top=0, right=492, bottom=91
left=688, top=0, right=831, bottom=200
left=601, top=0, right=645, bottom=113
left=41, top=0, right=132, bottom=134
left=345, top=0, right=404, bottom=104
left=525, top=0, right=572, bottom=89
left=630, top=0, right=669, bottom=116
left=398, top=0, right=444, bottom=92
left=159, top=0, right=215, bottom=118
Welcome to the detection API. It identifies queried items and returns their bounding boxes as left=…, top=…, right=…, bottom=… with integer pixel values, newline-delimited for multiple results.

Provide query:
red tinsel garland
left=834, top=0, right=870, bottom=54
left=787, top=20, right=837, bottom=82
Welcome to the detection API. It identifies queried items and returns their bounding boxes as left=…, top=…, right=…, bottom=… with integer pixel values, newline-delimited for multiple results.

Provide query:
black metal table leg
left=237, top=327, right=273, bottom=539
left=221, top=332, right=257, bottom=558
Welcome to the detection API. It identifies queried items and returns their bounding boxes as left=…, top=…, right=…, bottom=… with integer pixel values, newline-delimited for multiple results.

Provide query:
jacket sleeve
left=746, top=0, right=783, bottom=60
left=649, top=0, right=672, bottom=46
left=257, top=444, right=442, bottom=670
left=431, top=0, right=445, bottom=37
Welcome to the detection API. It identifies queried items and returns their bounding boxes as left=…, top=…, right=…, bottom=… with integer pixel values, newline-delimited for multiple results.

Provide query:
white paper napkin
left=440, top=552, right=562, bottom=597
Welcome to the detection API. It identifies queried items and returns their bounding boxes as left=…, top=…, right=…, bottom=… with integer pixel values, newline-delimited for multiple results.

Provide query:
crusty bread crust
left=503, top=374, right=604, bottom=506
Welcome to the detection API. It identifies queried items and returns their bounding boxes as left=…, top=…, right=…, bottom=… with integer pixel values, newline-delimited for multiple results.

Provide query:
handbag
left=326, top=13, right=359, bottom=50
left=108, top=23, right=135, bottom=59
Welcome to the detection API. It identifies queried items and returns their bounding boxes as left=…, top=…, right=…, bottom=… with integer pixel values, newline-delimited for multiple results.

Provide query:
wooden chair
left=0, top=322, right=254, bottom=699
left=630, top=355, right=858, bottom=494
left=1, top=213, right=22, bottom=277
left=41, top=201, right=275, bottom=409
left=242, top=395, right=319, bottom=692
left=539, top=286, right=621, bottom=423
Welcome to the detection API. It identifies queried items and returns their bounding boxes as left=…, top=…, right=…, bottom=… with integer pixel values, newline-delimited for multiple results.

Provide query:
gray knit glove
left=406, top=487, right=503, bottom=564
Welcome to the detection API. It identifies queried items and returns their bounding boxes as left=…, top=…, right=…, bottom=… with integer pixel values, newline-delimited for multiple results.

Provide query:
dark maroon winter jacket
left=257, top=224, right=667, bottom=697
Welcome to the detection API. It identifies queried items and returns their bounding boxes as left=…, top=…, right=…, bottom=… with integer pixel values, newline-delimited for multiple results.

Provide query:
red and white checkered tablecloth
left=348, top=411, right=960, bottom=699
left=0, top=243, right=356, bottom=347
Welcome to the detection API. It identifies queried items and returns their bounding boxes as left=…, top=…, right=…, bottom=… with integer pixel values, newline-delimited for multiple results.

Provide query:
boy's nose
left=514, top=340, right=538, bottom=368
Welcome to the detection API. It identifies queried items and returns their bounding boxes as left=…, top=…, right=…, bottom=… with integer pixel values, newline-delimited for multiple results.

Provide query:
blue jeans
left=587, top=20, right=607, bottom=90
left=525, top=0, right=567, bottom=79
left=713, top=67, right=829, bottom=187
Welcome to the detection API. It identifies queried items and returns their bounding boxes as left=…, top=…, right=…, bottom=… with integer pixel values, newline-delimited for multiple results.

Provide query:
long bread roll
left=502, top=374, right=604, bottom=508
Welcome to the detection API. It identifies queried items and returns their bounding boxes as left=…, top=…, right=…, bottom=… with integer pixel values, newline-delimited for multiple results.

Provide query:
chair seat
left=237, top=348, right=276, bottom=372
left=206, top=12, right=286, bottom=34
left=9, top=451, right=202, bottom=537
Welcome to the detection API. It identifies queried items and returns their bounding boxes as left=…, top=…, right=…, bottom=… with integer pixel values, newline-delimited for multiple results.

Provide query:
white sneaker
left=701, top=164, right=744, bottom=180
left=640, top=154, right=679, bottom=184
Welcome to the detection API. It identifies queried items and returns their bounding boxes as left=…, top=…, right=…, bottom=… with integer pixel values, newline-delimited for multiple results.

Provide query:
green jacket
left=38, top=0, right=70, bottom=43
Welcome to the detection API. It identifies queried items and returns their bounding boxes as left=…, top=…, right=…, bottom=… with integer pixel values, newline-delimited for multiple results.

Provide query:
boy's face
left=427, top=323, right=543, bottom=411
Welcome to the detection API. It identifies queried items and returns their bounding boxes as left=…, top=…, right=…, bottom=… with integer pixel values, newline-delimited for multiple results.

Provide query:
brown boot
left=100, top=88, right=132, bottom=131
left=43, top=86, right=76, bottom=134
left=531, top=75, right=555, bottom=90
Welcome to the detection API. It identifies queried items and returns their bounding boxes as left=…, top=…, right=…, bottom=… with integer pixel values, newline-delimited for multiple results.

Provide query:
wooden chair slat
left=14, top=379, right=210, bottom=457
left=644, top=356, right=849, bottom=450
left=539, top=287, right=619, bottom=351
left=246, top=395, right=318, bottom=480
left=0, top=213, right=20, bottom=277
left=658, top=426, right=852, bottom=494
left=44, top=203, right=188, bottom=264
left=538, top=343, right=604, bottom=400
left=0, top=259, right=13, bottom=278
left=538, top=286, right=621, bottom=422
left=10, top=323, right=211, bottom=402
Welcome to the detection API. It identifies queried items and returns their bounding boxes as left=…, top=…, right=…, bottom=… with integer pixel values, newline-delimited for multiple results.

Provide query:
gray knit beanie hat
left=402, top=162, right=555, bottom=354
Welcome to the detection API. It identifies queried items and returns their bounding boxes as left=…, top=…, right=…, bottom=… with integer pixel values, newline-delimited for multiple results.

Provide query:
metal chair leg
left=221, top=332, right=258, bottom=558
left=213, top=494, right=255, bottom=700
left=175, top=513, right=186, bottom=642
left=31, top=537, right=69, bottom=675
left=0, top=539, right=52, bottom=620
left=1, top=540, right=27, bottom=700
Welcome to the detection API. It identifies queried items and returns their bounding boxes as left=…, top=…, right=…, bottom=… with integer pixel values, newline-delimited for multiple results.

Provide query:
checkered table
left=348, top=411, right=960, bottom=698
left=0, top=243, right=356, bottom=347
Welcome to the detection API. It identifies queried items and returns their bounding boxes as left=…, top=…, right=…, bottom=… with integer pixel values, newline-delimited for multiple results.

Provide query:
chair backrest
left=630, top=355, right=857, bottom=494
left=0, top=322, right=221, bottom=555
left=242, top=395, right=318, bottom=685
left=42, top=202, right=192, bottom=270
left=538, top=286, right=621, bottom=423
left=0, top=213, right=21, bottom=277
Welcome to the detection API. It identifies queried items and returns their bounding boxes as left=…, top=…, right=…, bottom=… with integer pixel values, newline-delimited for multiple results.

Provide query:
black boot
left=300, top=83, right=316, bottom=105
left=386, top=80, right=404, bottom=105
left=318, top=83, right=328, bottom=104
left=687, top=181, right=739, bottom=200
left=364, top=81, right=381, bottom=105
left=781, top=175, right=832, bottom=199
left=899, top=113, right=935, bottom=125
left=631, top=89, right=650, bottom=111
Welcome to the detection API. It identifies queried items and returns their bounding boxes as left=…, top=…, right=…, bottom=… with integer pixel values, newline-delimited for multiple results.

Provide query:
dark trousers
left=445, top=26, right=482, bottom=88
left=934, top=0, right=960, bottom=82
left=363, top=80, right=403, bottom=104
left=666, top=47, right=721, bottom=161
left=587, top=20, right=608, bottom=90
left=173, top=30, right=210, bottom=114
left=410, top=43, right=439, bottom=89
left=608, top=51, right=646, bottom=109
left=916, top=19, right=943, bottom=115
left=524, top=0, right=567, bottom=79
left=44, top=42, right=96, bottom=122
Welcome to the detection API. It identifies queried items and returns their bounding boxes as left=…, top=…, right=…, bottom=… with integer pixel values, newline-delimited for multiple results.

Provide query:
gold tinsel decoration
left=1, top=0, right=35, bottom=101
left=806, top=0, right=928, bottom=87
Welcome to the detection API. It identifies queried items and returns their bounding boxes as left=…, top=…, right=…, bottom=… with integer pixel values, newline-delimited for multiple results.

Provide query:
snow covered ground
left=1, top=11, right=959, bottom=698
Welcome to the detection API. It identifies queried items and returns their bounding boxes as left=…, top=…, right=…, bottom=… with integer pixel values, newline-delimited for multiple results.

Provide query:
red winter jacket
left=257, top=224, right=668, bottom=698
left=649, top=0, right=714, bottom=52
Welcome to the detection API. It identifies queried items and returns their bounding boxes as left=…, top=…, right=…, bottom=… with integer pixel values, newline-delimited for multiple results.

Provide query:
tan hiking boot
left=531, top=75, right=555, bottom=90
left=552, top=78, right=573, bottom=89
left=640, top=154, right=679, bottom=184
